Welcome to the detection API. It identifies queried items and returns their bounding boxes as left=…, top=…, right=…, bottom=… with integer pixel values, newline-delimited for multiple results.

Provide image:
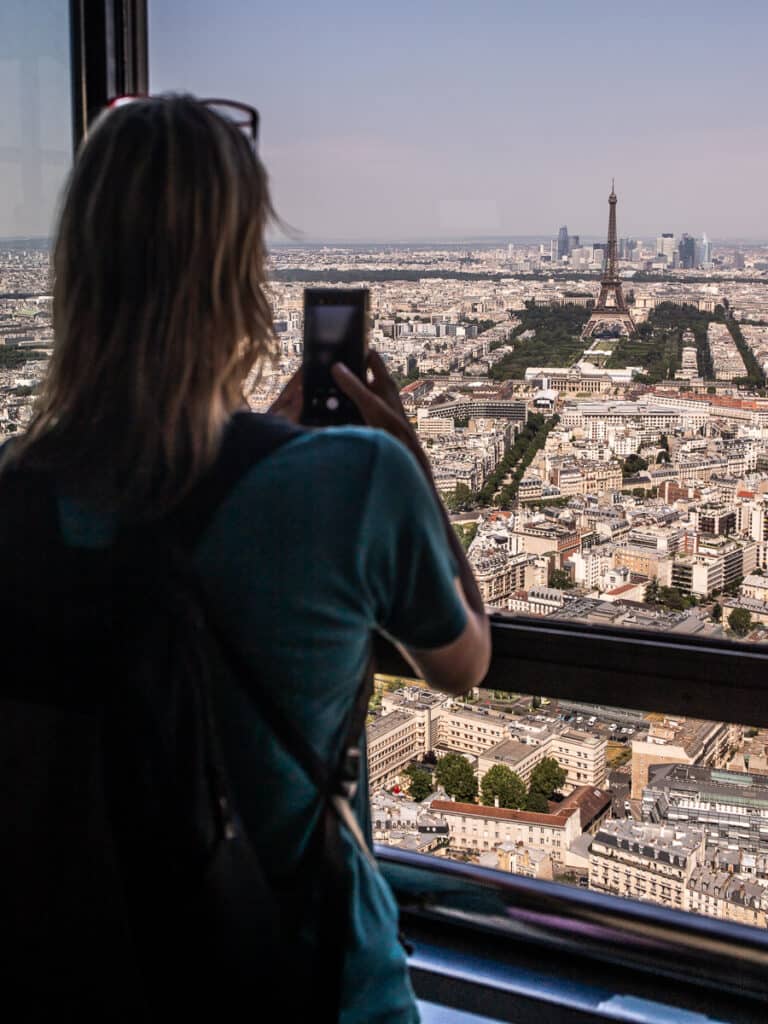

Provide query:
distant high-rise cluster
left=552, top=211, right=712, bottom=273
left=654, top=231, right=713, bottom=270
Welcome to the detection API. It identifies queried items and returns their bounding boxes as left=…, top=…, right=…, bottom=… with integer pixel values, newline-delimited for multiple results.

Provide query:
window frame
left=375, top=616, right=768, bottom=729
left=69, top=0, right=148, bottom=149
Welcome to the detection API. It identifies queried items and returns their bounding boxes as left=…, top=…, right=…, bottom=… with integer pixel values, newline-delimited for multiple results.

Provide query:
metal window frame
left=381, top=846, right=768, bottom=1023
left=376, top=614, right=768, bottom=729
left=69, top=0, right=148, bottom=150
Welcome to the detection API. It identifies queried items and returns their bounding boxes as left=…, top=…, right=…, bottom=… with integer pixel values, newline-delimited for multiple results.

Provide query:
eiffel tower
left=582, top=182, right=636, bottom=339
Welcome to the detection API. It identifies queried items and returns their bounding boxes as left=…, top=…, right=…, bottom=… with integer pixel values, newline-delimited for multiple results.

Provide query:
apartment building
left=631, top=718, right=736, bottom=799
left=707, top=322, right=747, bottom=381
left=477, top=738, right=543, bottom=787
left=367, top=711, right=423, bottom=790
left=566, top=548, right=615, bottom=589
left=614, top=544, right=673, bottom=584
left=687, top=866, right=768, bottom=928
left=513, top=523, right=581, bottom=568
left=551, top=730, right=607, bottom=789
left=589, top=820, right=705, bottom=911
left=470, top=551, right=543, bottom=607
left=379, top=685, right=447, bottom=751
left=478, top=728, right=606, bottom=793
left=379, top=688, right=510, bottom=759
left=549, top=461, right=622, bottom=497
left=436, top=706, right=509, bottom=757
left=642, top=763, right=768, bottom=854
left=430, top=799, right=582, bottom=863
left=671, top=538, right=756, bottom=597
left=741, top=573, right=768, bottom=602
left=482, top=842, right=554, bottom=880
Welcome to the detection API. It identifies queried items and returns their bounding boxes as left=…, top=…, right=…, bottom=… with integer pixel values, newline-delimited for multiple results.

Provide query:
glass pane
left=149, top=0, right=768, bottom=935
left=0, top=1, right=71, bottom=434
left=150, top=2, right=768, bottom=650
left=372, top=675, right=768, bottom=928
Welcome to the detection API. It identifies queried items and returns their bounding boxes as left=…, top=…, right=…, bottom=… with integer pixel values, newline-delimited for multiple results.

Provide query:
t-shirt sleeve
left=360, top=432, right=468, bottom=650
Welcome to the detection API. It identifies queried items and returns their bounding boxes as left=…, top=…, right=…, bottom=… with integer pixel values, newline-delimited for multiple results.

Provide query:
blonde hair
left=7, top=93, right=277, bottom=516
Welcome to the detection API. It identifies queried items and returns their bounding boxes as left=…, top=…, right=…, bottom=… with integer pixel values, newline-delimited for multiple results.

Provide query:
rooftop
left=430, top=799, right=577, bottom=828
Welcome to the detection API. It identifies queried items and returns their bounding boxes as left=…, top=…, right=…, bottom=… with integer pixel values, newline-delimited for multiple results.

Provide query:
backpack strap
left=164, top=411, right=304, bottom=549
left=168, top=411, right=374, bottom=812
left=167, top=413, right=379, bottom=1020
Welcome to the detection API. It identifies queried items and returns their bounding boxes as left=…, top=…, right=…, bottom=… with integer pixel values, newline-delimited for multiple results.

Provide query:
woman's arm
left=331, top=353, right=491, bottom=694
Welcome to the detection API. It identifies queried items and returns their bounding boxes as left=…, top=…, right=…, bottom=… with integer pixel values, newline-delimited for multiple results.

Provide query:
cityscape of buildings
left=4, top=191, right=768, bottom=929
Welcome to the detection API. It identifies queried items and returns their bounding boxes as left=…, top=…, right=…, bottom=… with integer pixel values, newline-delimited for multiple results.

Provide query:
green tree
left=728, top=607, right=753, bottom=637
left=403, top=765, right=435, bottom=802
left=622, top=453, right=648, bottom=477
left=658, top=586, right=690, bottom=611
left=444, top=483, right=476, bottom=512
left=549, top=568, right=574, bottom=590
left=528, top=757, right=566, bottom=802
left=480, top=765, right=527, bottom=809
left=645, top=578, right=660, bottom=604
left=712, top=603, right=722, bottom=623
left=434, top=753, right=478, bottom=802
left=524, top=789, right=550, bottom=813
left=0, top=347, right=46, bottom=370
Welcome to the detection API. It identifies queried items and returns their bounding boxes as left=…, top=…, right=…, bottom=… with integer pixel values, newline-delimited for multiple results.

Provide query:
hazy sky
left=2, top=2, right=767, bottom=242
left=148, top=0, right=768, bottom=243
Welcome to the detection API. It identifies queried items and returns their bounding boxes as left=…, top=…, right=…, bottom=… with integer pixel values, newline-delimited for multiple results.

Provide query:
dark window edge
left=70, top=0, right=148, bottom=150
left=375, top=616, right=768, bottom=728
left=379, top=846, right=768, bottom=1018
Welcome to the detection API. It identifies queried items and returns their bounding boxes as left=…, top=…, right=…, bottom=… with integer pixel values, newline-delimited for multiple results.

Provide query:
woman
left=0, top=95, right=490, bottom=1021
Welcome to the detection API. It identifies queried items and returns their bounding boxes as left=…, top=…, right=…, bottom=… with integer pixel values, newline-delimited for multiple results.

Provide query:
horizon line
left=3, top=233, right=768, bottom=247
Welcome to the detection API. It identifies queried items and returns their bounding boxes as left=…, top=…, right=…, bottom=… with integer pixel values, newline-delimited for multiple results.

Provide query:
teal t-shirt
left=59, top=424, right=467, bottom=1024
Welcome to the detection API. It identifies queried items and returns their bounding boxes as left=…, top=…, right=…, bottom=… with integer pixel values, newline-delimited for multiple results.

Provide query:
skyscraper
left=695, top=233, right=712, bottom=269
left=678, top=234, right=696, bottom=269
left=656, top=233, right=676, bottom=264
left=557, top=226, right=570, bottom=259
left=619, top=237, right=637, bottom=260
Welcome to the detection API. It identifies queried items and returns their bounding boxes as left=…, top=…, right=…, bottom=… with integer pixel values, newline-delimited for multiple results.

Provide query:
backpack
left=0, top=412, right=375, bottom=1022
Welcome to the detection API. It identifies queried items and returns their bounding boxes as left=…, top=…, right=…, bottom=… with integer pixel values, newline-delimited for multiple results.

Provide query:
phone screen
left=301, top=288, right=368, bottom=426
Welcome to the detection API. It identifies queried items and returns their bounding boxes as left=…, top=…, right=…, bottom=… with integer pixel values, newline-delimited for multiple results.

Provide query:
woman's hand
left=267, top=368, right=303, bottom=423
left=331, top=351, right=431, bottom=477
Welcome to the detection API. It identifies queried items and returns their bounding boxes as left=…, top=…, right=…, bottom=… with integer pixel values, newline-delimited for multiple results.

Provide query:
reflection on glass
left=369, top=677, right=768, bottom=929
left=0, top=2, right=70, bottom=438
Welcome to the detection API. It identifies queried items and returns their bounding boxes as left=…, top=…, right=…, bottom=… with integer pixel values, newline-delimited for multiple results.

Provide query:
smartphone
left=300, top=287, right=369, bottom=427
